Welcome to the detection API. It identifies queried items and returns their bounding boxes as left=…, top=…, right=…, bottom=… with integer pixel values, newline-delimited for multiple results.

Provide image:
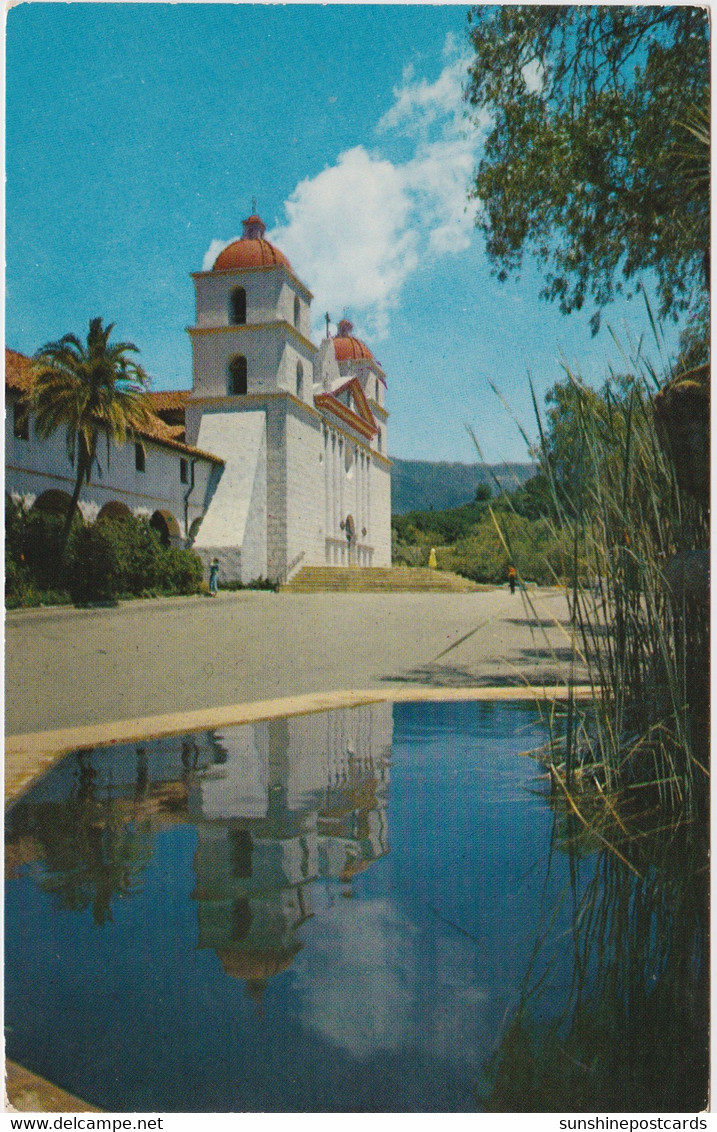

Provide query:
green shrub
left=4, top=507, right=205, bottom=607
left=6, top=585, right=73, bottom=609
left=446, top=513, right=570, bottom=585
left=5, top=550, right=38, bottom=608
left=5, top=501, right=72, bottom=604
left=390, top=473, right=561, bottom=575
left=392, top=542, right=428, bottom=567
left=69, top=520, right=124, bottom=603
left=24, top=511, right=67, bottom=589
left=5, top=499, right=26, bottom=561
left=219, top=577, right=278, bottom=592
left=113, top=518, right=162, bottom=595
left=68, top=516, right=203, bottom=601
left=392, top=497, right=491, bottom=547
left=6, top=506, right=81, bottom=592
left=158, top=545, right=203, bottom=595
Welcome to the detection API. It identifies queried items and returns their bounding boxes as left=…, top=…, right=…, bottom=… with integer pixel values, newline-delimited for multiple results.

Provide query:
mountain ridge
left=390, top=457, right=536, bottom=514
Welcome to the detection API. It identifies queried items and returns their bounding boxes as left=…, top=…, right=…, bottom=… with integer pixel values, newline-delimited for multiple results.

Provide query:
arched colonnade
left=25, top=491, right=186, bottom=548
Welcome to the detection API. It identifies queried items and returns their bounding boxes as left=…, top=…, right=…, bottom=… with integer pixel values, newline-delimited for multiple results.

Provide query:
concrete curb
left=5, top=587, right=272, bottom=625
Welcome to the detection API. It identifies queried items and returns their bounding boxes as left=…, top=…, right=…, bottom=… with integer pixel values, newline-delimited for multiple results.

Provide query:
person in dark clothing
left=209, top=558, right=220, bottom=596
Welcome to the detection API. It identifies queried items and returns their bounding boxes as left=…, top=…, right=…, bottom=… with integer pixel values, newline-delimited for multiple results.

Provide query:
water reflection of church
left=6, top=704, right=392, bottom=996
left=189, top=707, right=392, bottom=996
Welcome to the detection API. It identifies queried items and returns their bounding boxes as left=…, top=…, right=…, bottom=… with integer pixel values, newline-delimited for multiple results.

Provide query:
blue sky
left=6, top=3, right=684, bottom=463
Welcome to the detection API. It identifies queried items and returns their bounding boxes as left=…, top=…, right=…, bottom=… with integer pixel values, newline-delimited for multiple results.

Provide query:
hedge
left=6, top=504, right=203, bottom=607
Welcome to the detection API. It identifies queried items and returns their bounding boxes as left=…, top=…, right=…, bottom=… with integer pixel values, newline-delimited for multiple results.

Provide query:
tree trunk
left=61, top=454, right=88, bottom=557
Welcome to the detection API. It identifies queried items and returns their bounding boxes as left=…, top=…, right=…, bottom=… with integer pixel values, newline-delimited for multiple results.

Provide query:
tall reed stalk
left=486, top=346, right=709, bottom=819
left=474, top=330, right=709, bottom=1111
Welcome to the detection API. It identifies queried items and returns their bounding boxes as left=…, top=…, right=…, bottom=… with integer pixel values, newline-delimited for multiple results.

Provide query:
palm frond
left=30, top=318, right=154, bottom=530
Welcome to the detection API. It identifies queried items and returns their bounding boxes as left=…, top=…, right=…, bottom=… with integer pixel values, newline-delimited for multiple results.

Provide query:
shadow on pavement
left=504, top=616, right=608, bottom=638
left=378, top=665, right=577, bottom=688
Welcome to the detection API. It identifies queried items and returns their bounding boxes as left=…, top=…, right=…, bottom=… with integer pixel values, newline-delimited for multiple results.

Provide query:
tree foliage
left=392, top=494, right=492, bottom=547
left=532, top=370, right=660, bottom=526
left=465, top=6, right=709, bottom=330
left=31, top=317, right=155, bottom=550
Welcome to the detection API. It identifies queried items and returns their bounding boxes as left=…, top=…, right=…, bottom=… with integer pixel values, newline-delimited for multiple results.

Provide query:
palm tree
left=31, top=317, right=155, bottom=553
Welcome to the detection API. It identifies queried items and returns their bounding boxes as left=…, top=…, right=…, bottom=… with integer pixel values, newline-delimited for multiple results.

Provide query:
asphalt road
left=5, top=586, right=582, bottom=736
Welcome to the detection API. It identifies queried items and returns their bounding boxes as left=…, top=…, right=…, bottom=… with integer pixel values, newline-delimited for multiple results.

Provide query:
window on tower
left=296, top=361, right=304, bottom=399
left=294, top=295, right=301, bottom=329
left=228, top=356, right=248, bottom=396
left=230, top=287, right=247, bottom=325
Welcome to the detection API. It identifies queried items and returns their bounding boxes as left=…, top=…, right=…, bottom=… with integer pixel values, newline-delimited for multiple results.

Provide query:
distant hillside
left=390, top=458, right=536, bottom=514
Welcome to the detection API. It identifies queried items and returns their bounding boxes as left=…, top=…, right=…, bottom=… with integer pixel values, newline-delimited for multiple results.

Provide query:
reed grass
left=472, top=325, right=709, bottom=1110
left=478, top=332, right=709, bottom=820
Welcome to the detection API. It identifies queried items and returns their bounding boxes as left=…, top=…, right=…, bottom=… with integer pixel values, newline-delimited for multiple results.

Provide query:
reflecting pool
left=5, top=701, right=708, bottom=1112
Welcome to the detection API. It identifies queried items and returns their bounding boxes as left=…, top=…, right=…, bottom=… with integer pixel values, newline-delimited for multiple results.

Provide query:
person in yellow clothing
left=428, top=547, right=437, bottom=569
left=508, top=564, right=517, bottom=594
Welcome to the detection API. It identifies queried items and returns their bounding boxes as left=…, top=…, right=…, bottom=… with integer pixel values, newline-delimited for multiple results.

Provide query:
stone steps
left=281, top=565, right=483, bottom=593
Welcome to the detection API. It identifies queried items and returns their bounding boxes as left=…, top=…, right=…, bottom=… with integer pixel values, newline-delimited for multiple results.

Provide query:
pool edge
left=5, top=684, right=596, bottom=808
left=5, top=1060, right=102, bottom=1113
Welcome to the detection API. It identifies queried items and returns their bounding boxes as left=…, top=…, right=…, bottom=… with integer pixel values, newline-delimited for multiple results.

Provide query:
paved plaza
left=6, top=586, right=583, bottom=738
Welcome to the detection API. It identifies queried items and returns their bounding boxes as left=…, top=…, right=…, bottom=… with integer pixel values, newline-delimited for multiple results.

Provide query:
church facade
left=5, top=214, right=392, bottom=585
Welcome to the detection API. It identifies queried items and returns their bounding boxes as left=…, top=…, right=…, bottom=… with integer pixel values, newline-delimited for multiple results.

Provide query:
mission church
left=5, top=213, right=392, bottom=584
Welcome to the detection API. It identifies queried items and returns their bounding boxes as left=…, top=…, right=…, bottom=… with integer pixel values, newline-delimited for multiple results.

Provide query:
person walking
left=209, top=557, right=220, bottom=597
left=508, top=564, right=517, bottom=595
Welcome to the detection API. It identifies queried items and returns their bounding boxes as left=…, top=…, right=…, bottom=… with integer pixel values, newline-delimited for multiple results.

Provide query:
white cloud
left=202, top=237, right=238, bottom=272
left=402, top=134, right=478, bottom=257
left=270, top=147, right=420, bottom=341
left=292, top=895, right=493, bottom=1067
left=203, top=35, right=487, bottom=341
left=376, top=50, right=468, bottom=138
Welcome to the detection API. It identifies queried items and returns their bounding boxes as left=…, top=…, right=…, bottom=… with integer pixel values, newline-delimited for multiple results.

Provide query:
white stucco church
left=6, top=213, right=392, bottom=584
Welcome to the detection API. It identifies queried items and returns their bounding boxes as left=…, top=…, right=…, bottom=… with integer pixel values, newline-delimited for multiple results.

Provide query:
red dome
left=212, top=214, right=292, bottom=272
left=333, top=319, right=374, bottom=362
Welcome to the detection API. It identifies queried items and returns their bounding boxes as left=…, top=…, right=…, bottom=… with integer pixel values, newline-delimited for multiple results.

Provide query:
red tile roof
left=148, top=390, right=191, bottom=413
left=334, top=334, right=373, bottom=362
left=5, top=348, right=34, bottom=393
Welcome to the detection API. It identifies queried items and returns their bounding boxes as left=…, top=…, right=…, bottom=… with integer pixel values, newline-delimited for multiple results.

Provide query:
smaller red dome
left=333, top=319, right=374, bottom=362
left=212, top=214, right=292, bottom=272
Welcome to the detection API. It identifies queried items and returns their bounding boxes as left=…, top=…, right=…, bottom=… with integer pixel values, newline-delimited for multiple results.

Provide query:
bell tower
left=186, top=214, right=315, bottom=412
left=183, top=213, right=324, bottom=587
